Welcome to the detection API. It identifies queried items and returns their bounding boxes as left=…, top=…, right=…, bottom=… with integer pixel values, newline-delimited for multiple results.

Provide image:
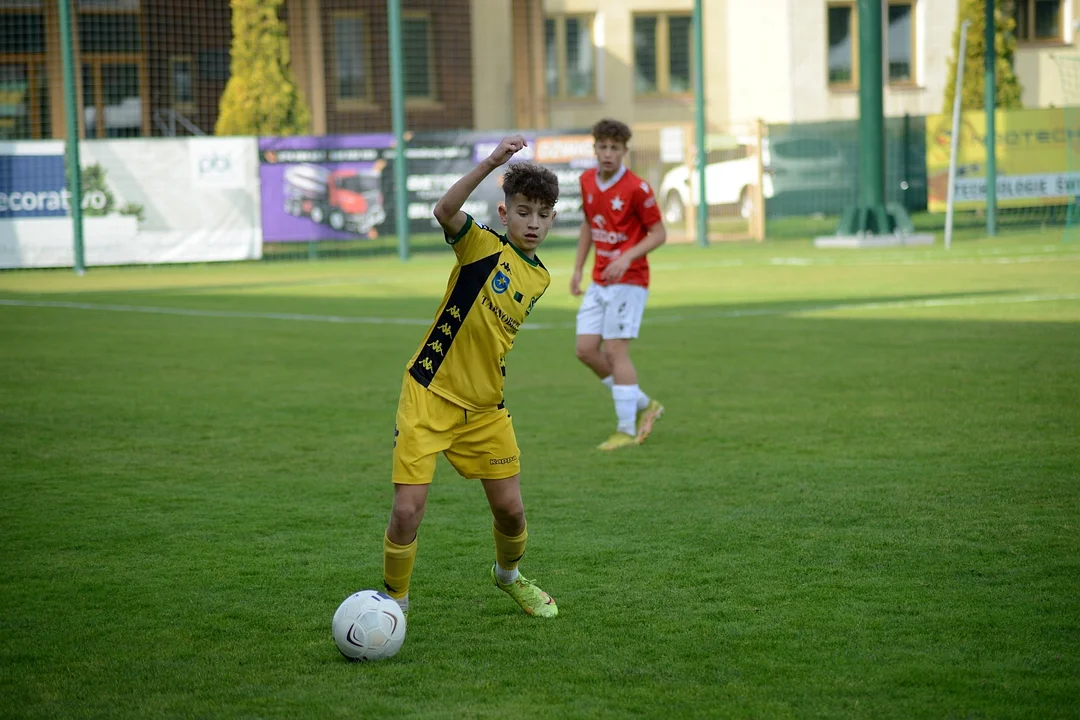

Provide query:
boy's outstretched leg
left=482, top=476, right=557, bottom=618
left=384, top=483, right=429, bottom=616
left=597, top=339, right=663, bottom=450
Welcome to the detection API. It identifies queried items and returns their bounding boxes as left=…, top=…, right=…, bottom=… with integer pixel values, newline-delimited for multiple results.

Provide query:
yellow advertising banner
left=926, top=107, right=1080, bottom=212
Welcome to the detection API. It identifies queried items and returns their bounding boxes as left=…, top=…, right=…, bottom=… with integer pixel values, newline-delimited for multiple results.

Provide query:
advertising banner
left=0, top=137, right=261, bottom=269
left=259, top=134, right=395, bottom=242
left=0, top=141, right=69, bottom=219
left=409, top=132, right=593, bottom=234
left=259, top=131, right=594, bottom=243
left=926, top=106, right=1080, bottom=212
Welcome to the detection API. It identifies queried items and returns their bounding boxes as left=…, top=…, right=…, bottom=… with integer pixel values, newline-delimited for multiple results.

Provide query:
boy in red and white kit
left=570, top=119, right=667, bottom=451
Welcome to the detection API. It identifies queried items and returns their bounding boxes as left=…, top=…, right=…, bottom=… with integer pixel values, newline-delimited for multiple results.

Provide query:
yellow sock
left=383, top=534, right=417, bottom=599
left=493, top=523, right=528, bottom=573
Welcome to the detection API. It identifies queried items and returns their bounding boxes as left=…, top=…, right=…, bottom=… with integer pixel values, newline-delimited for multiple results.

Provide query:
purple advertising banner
left=260, top=134, right=395, bottom=242
left=259, top=131, right=594, bottom=243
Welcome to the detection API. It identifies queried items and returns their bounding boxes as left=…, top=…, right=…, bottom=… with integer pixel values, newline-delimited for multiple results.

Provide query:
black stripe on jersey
left=409, top=251, right=502, bottom=387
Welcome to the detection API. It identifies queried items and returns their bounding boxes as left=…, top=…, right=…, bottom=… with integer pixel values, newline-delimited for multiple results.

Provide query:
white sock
left=495, top=563, right=519, bottom=584
left=608, top=376, right=648, bottom=410
left=613, top=385, right=639, bottom=435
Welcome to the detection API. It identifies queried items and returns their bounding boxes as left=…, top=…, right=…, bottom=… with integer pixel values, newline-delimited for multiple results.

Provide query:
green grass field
left=1, top=234, right=1078, bottom=719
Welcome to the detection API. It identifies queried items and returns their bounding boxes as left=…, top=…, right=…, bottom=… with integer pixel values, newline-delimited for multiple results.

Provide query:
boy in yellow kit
left=382, top=135, right=559, bottom=618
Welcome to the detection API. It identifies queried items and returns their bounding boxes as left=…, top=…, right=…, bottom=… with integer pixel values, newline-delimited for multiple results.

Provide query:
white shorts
left=575, top=283, right=649, bottom=340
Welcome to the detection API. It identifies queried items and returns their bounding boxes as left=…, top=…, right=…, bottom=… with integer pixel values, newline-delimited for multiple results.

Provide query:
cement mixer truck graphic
left=283, top=162, right=386, bottom=235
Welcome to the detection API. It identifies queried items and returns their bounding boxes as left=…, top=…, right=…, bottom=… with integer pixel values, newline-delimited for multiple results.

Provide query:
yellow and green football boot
left=491, top=566, right=558, bottom=618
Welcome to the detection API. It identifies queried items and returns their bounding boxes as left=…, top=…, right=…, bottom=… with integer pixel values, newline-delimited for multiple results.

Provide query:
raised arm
left=433, top=135, right=528, bottom=237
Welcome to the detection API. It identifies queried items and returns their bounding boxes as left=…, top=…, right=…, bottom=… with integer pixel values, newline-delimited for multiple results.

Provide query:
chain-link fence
left=8, top=2, right=1073, bottom=270
left=1054, top=55, right=1080, bottom=242
left=762, top=115, right=926, bottom=239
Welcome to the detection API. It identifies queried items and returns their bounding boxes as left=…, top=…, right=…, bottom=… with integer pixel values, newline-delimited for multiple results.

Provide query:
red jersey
left=580, top=166, right=663, bottom=288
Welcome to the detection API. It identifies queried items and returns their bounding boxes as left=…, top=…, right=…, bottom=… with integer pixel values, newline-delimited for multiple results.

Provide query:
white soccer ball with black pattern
left=332, top=590, right=406, bottom=661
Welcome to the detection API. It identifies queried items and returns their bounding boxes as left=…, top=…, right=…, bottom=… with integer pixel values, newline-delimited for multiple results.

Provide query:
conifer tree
left=216, top=0, right=311, bottom=136
left=942, top=0, right=1023, bottom=112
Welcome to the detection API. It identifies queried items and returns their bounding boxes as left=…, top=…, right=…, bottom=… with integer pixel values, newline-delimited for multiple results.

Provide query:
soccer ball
left=332, top=590, right=406, bottom=661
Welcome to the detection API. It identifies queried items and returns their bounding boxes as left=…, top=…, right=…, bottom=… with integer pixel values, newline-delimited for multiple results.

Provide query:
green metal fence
left=765, top=112, right=1075, bottom=242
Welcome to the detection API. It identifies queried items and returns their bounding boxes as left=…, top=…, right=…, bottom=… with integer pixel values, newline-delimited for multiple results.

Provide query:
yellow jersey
left=407, top=215, right=550, bottom=412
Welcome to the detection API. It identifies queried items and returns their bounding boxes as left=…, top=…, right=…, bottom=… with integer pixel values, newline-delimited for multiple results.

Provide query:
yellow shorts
left=392, top=374, right=521, bottom=485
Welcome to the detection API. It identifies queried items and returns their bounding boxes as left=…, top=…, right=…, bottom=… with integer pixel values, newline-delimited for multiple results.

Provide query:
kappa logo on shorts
left=491, top=271, right=510, bottom=294
left=489, top=455, right=518, bottom=466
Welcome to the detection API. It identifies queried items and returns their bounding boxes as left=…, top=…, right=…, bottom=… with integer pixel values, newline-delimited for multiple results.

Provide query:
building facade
left=0, top=0, right=474, bottom=140
left=483, top=0, right=1080, bottom=133
left=285, top=0, right=474, bottom=136
left=1, top=0, right=1077, bottom=142
left=0, top=0, right=233, bottom=140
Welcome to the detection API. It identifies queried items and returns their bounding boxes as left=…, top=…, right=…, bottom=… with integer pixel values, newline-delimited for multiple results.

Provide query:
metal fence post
left=692, top=0, right=708, bottom=247
left=985, top=0, right=997, bottom=236
left=388, top=0, right=410, bottom=261
left=58, top=0, right=85, bottom=274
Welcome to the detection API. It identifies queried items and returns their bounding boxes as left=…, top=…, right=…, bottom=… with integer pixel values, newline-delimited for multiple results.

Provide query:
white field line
left=0, top=299, right=432, bottom=326
left=642, top=293, right=1080, bottom=326
left=2, top=293, right=1078, bottom=330
left=637, top=253, right=1080, bottom=274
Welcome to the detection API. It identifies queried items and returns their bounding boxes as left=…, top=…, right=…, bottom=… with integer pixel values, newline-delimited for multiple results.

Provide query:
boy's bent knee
left=388, top=484, right=429, bottom=538
left=603, top=347, right=630, bottom=364
left=577, top=347, right=609, bottom=369
left=492, top=502, right=526, bottom=535
left=391, top=499, right=423, bottom=522
left=482, top=475, right=526, bottom=534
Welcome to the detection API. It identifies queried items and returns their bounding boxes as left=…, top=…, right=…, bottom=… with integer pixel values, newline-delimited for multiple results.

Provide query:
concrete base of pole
left=835, top=201, right=915, bottom=236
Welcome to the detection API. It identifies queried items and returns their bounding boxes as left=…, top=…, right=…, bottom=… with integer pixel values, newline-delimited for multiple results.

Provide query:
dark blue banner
left=0, top=149, right=67, bottom=219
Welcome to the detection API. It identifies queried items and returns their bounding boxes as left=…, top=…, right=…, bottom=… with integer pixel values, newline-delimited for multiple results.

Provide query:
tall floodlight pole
left=58, top=0, right=85, bottom=274
left=692, top=0, right=708, bottom=247
left=855, top=0, right=881, bottom=220
left=856, top=0, right=886, bottom=231
left=985, top=0, right=998, bottom=236
left=388, top=0, right=410, bottom=261
left=829, top=0, right=915, bottom=240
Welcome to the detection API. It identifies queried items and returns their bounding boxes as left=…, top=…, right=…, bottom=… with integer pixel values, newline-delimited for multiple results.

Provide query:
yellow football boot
left=491, top=566, right=558, bottom=618
left=596, top=431, right=637, bottom=451
left=635, top=400, right=664, bottom=444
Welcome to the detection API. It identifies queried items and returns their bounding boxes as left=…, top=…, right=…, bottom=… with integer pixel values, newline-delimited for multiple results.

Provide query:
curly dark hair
left=502, top=162, right=559, bottom=207
left=592, top=118, right=632, bottom=145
